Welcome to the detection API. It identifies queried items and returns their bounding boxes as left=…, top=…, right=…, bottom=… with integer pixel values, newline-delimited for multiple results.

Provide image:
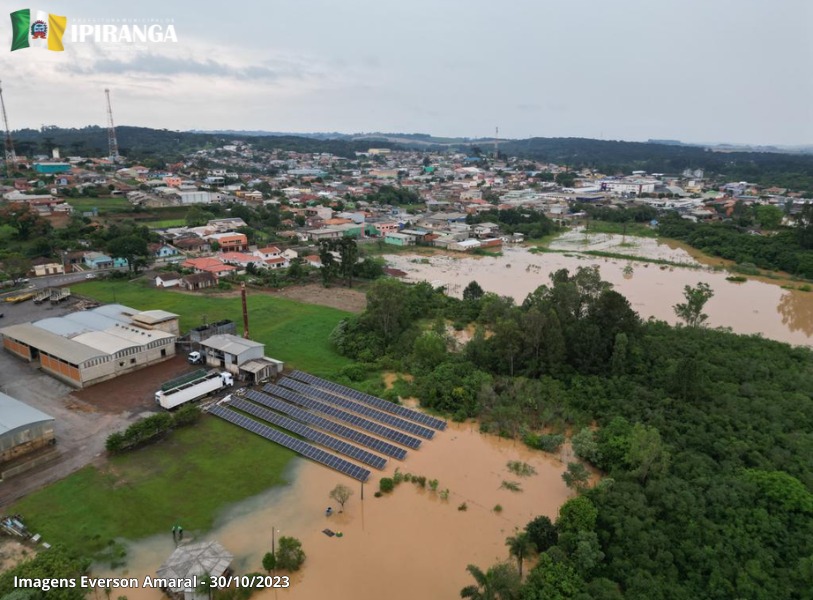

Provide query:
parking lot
left=0, top=298, right=193, bottom=507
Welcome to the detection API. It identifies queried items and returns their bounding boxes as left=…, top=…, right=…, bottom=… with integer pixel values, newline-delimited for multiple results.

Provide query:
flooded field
left=98, top=421, right=571, bottom=600
left=549, top=227, right=698, bottom=264
left=385, top=242, right=813, bottom=346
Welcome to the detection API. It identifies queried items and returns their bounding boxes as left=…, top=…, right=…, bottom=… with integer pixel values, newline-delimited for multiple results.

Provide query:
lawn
left=73, top=280, right=354, bottom=376
left=139, top=218, right=187, bottom=229
left=66, top=196, right=133, bottom=214
left=581, top=219, right=659, bottom=238
left=10, top=417, right=297, bottom=556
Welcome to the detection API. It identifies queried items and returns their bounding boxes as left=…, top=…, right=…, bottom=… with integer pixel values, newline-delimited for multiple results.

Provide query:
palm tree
left=460, top=563, right=520, bottom=600
left=505, top=531, right=536, bottom=579
left=196, top=570, right=213, bottom=600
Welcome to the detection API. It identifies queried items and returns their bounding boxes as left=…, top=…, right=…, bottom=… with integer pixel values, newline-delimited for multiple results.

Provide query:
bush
left=493, top=504, right=503, bottom=513
left=524, top=433, right=565, bottom=453
left=379, top=478, right=395, bottom=493
left=458, top=502, right=468, bottom=511
left=106, top=413, right=174, bottom=454
left=172, top=404, right=201, bottom=427
left=275, top=536, right=305, bottom=571
left=374, top=491, right=382, bottom=498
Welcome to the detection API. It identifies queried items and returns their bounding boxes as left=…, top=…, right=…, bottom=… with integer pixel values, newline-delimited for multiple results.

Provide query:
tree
left=524, top=516, right=558, bottom=554
left=412, top=332, right=447, bottom=371
left=571, top=428, right=600, bottom=465
left=195, top=571, right=213, bottom=600
left=673, top=282, right=714, bottom=327
left=562, top=462, right=590, bottom=491
left=287, top=259, right=304, bottom=281
left=625, top=423, right=670, bottom=483
left=318, top=239, right=339, bottom=287
left=363, top=278, right=407, bottom=347
left=275, top=536, right=305, bottom=571
left=460, top=563, right=520, bottom=600
left=336, top=236, right=359, bottom=287
left=329, top=483, right=353, bottom=512
left=556, top=497, right=597, bottom=535
left=521, top=553, right=585, bottom=600
left=262, top=552, right=276, bottom=573
left=753, top=204, right=783, bottom=229
left=107, top=235, right=149, bottom=273
left=0, top=203, right=51, bottom=240
left=505, top=531, right=536, bottom=579
left=463, top=280, right=485, bottom=301
left=2, top=253, right=32, bottom=282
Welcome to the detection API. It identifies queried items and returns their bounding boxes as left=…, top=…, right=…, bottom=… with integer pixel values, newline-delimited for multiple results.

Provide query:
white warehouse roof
left=0, top=392, right=54, bottom=436
left=200, top=334, right=264, bottom=355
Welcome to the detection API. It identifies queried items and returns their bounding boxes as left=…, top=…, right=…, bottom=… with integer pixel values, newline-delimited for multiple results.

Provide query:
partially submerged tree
left=673, top=282, right=714, bottom=327
left=329, top=483, right=353, bottom=512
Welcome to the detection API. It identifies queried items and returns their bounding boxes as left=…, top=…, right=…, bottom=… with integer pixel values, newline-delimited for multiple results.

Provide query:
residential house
left=384, top=232, right=414, bottom=246
left=373, top=222, right=399, bottom=236
left=173, top=236, right=211, bottom=254
left=218, top=252, right=264, bottom=270
left=264, top=257, right=289, bottom=269
left=181, top=272, right=217, bottom=290
left=30, top=257, right=65, bottom=277
left=181, top=257, right=237, bottom=278
left=253, top=246, right=282, bottom=260
left=155, top=272, right=183, bottom=288
left=303, top=254, right=322, bottom=268
left=206, top=232, right=248, bottom=252
left=83, top=252, right=114, bottom=270
left=148, top=243, right=179, bottom=259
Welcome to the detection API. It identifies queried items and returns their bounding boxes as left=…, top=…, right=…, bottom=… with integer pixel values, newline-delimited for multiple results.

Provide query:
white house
left=155, top=272, right=183, bottom=288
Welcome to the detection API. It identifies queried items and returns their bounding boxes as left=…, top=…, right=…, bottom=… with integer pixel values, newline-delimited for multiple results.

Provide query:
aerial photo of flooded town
left=1, top=2, right=812, bottom=600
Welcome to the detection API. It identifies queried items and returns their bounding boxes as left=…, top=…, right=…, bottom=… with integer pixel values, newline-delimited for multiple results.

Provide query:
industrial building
left=198, top=334, right=283, bottom=383
left=0, top=392, right=55, bottom=469
left=0, top=304, right=179, bottom=388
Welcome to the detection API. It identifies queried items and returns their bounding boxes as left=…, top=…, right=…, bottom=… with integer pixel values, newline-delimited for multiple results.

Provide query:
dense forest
left=656, top=213, right=813, bottom=278
left=501, top=137, right=813, bottom=192
left=330, top=270, right=813, bottom=599
left=10, top=126, right=400, bottom=163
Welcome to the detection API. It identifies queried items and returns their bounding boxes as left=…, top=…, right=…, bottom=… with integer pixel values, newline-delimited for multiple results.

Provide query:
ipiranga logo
left=10, top=8, right=67, bottom=52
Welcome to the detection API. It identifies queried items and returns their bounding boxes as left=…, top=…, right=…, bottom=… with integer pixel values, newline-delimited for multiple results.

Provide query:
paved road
left=30, top=268, right=128, bottom=289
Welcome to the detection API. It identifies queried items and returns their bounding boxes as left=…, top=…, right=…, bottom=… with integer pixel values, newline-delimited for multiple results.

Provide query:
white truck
left=188, top=351, right=204, bottom=365
left=155, top=370, right=234, bottom=410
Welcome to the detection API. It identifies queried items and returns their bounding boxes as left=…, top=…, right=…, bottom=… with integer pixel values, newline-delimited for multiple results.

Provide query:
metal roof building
left=0, top=304, right=179, bottom=388
left=156, top=541, right=232, bottom=600
left=199, top=334, right=282, bottom=383
left=0, top=392, right=55, bottom=467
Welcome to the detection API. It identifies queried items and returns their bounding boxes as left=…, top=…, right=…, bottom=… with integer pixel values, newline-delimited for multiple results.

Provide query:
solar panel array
left=230, top=398, right=387, bottom=470
left=263, top=383, right=422, bottom=450
left=280, top=378, right=436, bottom=440
left=245, top=390, right=407, bottom=460
left=209, top=405, right=371, bottom=482
left=289, top=370, right=447, bottom=431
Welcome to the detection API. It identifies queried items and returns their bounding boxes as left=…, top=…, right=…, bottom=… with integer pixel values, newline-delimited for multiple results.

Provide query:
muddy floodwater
left=385, top=239, right=813, bottom=346
left=98, top=422, right=571, bottom=600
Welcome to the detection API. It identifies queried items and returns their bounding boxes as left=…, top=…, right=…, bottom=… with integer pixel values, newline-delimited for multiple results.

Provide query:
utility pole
left=105, top=88, right=119, bottom=162
left=0, top=81, right=17, bottom=178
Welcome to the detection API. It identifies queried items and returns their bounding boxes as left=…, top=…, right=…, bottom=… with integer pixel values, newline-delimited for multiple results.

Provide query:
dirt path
left=266, top=284, right=367, bottom=313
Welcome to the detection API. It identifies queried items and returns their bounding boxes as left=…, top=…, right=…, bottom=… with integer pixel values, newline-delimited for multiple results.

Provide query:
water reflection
left=777, top=290, right=813, bottom=336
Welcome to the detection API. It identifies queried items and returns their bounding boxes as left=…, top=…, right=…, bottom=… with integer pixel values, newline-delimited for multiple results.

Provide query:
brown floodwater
left=385, top=244, right=813, bottom=347
left=97, top=422, right=572, bottom=600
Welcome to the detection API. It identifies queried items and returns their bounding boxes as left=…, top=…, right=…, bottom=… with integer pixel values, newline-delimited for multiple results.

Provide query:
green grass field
left=139, top=218, right=187, bottom=229
left=73, top=280, right=353, bottom=376
left=582, top=220, right=659, bottom=238
left=66, top=197, right=133, bottom=214
left=10, top=418, right=296, bottom=556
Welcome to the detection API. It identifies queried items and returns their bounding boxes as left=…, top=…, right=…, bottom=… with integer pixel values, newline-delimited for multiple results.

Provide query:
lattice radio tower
left=0, top=81, right=17, bottom=178
left=105, top=88, right=119, bottom=162
left=494, top=126, right=499, bottom=159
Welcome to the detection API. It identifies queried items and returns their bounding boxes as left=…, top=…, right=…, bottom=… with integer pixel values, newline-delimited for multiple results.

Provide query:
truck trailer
left=155, top=370, right=234, bottom=410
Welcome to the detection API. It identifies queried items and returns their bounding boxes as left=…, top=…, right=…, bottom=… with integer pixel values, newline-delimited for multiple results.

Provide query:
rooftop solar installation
left=279, top=378, right=436, bottom=440
left=208, top=405, right=370, bottom=482
left=263, top=383, right=422, bottom=450
left=289, top=370, right=447, bottom=431
left=230, top=397, right=387, bottom=470
left=245, top=389, right=407, bottom=460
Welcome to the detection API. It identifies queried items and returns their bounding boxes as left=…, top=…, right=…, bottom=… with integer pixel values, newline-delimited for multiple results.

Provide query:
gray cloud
left=64, top=53, right=313, bottom=81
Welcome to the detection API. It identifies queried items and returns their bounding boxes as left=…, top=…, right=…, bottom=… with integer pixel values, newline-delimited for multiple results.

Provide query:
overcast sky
left=1, top=0, right=811, bottom=145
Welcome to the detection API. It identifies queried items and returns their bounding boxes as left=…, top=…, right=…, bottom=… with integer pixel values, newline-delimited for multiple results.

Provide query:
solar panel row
left=230, top=398, right=387, bottom=470
left=245, top=389, right=408, bottom=460
left=263, top=383, right=422, bottom=450
left=290, top=370, right=447, bottom=431
left=209, top=405, right=371, bottom=482
left=279, top=378, right=436, bottom=440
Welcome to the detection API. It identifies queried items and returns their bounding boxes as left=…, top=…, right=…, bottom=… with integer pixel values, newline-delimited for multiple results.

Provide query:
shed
left=0, top=392, right=55, bottom=465
left=156, top=540, right=233, bottom=600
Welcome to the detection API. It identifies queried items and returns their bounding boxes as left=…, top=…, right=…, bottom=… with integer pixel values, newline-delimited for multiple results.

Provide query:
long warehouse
left=0, top=304, right=179, bottom=388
